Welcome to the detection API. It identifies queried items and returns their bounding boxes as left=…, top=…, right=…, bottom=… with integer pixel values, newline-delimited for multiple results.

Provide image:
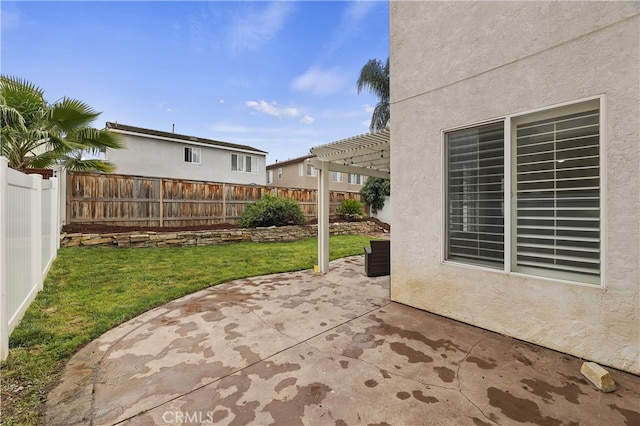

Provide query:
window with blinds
left=513, top=101, right=600, bottom=283
left=446, top=123, right=504, bottom=267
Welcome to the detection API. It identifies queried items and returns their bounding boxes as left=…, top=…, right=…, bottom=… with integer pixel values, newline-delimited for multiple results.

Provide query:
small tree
left=335, top=198, right=364, bottom=221
left=238, top=194, right=306, bottom=228
left=360, top=177, right=390, bottom=214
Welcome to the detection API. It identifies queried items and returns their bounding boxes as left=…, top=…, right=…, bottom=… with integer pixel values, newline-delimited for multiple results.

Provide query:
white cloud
left=219, top=99, right=224, bottom=104
left=291, top=67, right=348, bottom=97
left=300, top=115, right=315, bottom=125
left=363, top=104, right=375, bottom=114
left=246, top=100, right=300, bottom=118
left=230, top=2, right=294, bottom=54
left=209, top=124, right=250, bottom=133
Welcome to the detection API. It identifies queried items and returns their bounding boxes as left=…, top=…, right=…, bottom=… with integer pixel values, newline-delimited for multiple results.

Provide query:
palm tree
left=0, top=75, right=123, bottom=172
left=357, top=57, right=390, bottom=132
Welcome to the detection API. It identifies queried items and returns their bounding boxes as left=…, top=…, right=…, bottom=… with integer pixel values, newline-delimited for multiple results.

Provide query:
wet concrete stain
left=368, top=423, right=392, bottom=426
left=412, top=390, right=438, bottom=404
left=251, top=360, right=301, bottom=380
left=467, top=356, right=497, bottom=370
left=487, top=387, right=562, bottom=426
left=471, top=417, right=493, bottom=426
left=396, top=391, right=411, bottom=400
left=342, top=333, right=385, bottom=359
left=224, top=323, right=241, bottom=340
left=434, top=366, right=456, bottom=383
left=234, top=345, right=262, bottom=364
left=365, top=379, right=378, bottom=388
left=389, top=342, right=434, bottom=364
left=335, top=420, right=348, bottom=426
left=263, top=382, right=331, bottom=425
left=380, top=369, right=391, bottom=379
left=515, top=353, right=533, bottom=366
left=521, top=378, right=585, bottom=404
left=608, top=403, right=640, bottom=426
left=274, top=377, right=297, bottom=392
left=211, top=409, right=228, bottom=423
left=325, top=333, right=339, bottom=341
left=340, top=360, right=349, bottom=369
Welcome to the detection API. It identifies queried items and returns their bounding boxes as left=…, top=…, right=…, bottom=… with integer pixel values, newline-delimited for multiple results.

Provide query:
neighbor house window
left=306, top=163, right=317, bottom=177
left=278, top=167, right=282, bottom=180
left=332, top=171, right=342, bottom=182
left=184, top=147, right=201, bottom=164
left=348, top=174, right=363, bottom=185
left=267, top=170, right=273, bottom=183
left=232, top=154, right=258, bottom=173
left=445, top=98, right=601, bottom=285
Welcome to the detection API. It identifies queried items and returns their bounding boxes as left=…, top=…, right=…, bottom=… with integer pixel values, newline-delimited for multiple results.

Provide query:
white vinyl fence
left=0, top=157, right=60, bottom=361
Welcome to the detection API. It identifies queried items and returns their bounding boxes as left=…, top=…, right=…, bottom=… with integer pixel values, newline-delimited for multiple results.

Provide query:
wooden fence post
left=222, top=183, right=227, bottom=223
left=159, top=178, right=164, bottom=227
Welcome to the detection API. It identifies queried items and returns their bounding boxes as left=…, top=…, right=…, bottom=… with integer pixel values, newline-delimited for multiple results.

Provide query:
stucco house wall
left=106, top=123, right=267, bottom=185
left=390, top=1, right=639, bottom=373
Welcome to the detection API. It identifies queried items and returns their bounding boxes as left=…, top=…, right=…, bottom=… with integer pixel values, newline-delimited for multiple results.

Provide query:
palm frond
left=61, top=157, right=116, bottom=173
left=371, top=101, right=390, bottom=132
left=356, top=58, right=390, bottom=101
left=49, top=97, right=100, bottom=133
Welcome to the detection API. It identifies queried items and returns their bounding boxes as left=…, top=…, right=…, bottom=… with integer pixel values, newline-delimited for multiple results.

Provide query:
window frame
left=278, top=167, right=283, bottom=180
left=231, top=153, right=258, bottom=174
left=332, top=171, right=342, bottom=182
left=184, top=146, right=201, bottom=164
left=442, top=95, right=606, bottom=288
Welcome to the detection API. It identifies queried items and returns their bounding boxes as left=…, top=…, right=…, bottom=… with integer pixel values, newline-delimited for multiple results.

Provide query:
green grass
left=0, top=235, right=375, bottom=425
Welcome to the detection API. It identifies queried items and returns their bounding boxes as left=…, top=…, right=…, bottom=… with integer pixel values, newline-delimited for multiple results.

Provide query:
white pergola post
left=317, top=160, right=330, bottom=274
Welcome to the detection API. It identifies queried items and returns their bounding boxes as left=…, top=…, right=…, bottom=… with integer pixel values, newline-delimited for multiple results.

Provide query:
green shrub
left=360, top=177, right=390, bottom=214
left=238, top=193, right=306, bottom=228
left=336, top=198, right=364, bottom=221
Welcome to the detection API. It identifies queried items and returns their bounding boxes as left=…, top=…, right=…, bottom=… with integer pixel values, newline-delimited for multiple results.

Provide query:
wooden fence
left=66, top=172, right=361, bottom=227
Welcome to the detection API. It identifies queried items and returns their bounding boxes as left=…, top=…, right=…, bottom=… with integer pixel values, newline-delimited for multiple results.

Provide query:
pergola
left=308, top=128, right=391, bottom=274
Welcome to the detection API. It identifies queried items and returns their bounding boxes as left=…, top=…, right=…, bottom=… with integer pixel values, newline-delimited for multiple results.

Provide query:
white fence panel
left=0, top=157, right=59, bottom=361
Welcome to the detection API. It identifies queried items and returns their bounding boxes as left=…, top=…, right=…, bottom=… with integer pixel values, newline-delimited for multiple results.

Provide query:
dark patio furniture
left=364, top=240, right=390, bottom=277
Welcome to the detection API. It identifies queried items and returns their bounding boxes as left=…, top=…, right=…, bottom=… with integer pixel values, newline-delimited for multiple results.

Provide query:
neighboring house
left=266, top=155, right=366, bottom=191
left=105, top=122, right=267, bottom=185
left=390, top=2, right=639, bottom=373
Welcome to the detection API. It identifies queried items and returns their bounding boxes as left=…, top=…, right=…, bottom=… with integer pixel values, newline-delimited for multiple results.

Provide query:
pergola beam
left=309, top=129, right=391, bottom=274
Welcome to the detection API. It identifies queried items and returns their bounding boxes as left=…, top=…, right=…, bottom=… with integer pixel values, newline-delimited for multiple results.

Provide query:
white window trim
left=441, top=95, right=606, bottom=289
left=232, top=154, right=259, bottom=174
left=278, top=167, right=283, bottom=180
left=183, top=146, right=201, bottom=164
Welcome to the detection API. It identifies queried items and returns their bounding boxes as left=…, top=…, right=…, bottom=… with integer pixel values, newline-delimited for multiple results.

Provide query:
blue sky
left=1, top=1, right=389, bottom=164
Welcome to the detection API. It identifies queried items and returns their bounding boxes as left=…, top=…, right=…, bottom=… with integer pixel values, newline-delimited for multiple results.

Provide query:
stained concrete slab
left=45, top=256, right=640, bottom=426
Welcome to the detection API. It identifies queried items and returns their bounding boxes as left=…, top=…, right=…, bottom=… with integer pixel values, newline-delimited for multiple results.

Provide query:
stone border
left=61, top=221, right=386, bottom=248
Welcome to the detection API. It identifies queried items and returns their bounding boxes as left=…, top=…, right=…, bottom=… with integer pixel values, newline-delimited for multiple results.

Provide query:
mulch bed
left=62, top=217, right=390, bottom=234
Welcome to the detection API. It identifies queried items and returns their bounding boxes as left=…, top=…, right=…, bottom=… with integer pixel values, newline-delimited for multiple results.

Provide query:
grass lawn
left=0, top=234, right=377, bottom=425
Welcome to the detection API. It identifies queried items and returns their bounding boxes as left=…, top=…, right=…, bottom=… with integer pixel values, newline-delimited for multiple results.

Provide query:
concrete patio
left=45, top=256, right=640, bottom=425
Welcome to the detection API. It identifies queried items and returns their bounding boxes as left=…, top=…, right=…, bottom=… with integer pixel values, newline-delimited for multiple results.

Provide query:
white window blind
left=513, top=103, right=600, bottom=282
left=446, top=123, right=504, bottom=266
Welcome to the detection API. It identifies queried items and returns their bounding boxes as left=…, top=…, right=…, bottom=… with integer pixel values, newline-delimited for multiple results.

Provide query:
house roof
left=310, top=128, right=390, bottom=173
left=105, top=122, right=268, bottom=155
left=266, top=155, right=314, bottom=169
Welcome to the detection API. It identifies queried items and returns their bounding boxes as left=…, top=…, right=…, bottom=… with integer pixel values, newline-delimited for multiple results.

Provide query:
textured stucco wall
left=107, top=134, right=266, bottom=185
left=390, top=1, right=640, bottom=373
